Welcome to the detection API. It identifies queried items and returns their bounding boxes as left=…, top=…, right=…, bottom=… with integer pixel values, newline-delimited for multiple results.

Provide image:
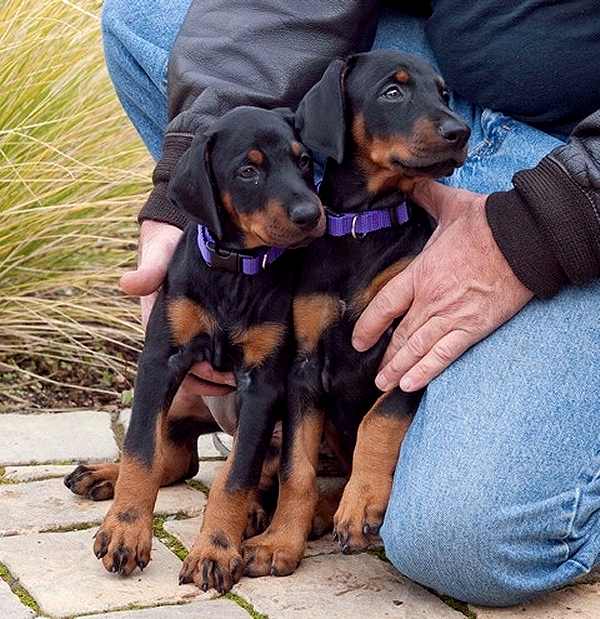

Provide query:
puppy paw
left=179, top=531, right=243, bottom=593
left=333, top=478, right=387, bottom=554
left=242, top=528, right=303, bottom=577
left=93, top=507, right=153, bottom=576
left=64, top=463, right=118, bottom=501
left=244, top=496, right=270, bottom=539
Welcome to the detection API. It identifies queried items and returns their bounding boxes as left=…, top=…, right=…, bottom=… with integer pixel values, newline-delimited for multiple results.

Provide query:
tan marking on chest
left=350, top=257, right=414, bottom=318
left=167, top=298, right=217, bottom=346
left=293, top=294, right=340, bottom=353
left=232, top=322, right=286, bottom=367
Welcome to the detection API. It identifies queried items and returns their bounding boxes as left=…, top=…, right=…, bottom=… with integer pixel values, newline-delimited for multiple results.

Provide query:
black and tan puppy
left=242, top=51, right=470, bottom=577
left=66, top=106, right=324, bottom=592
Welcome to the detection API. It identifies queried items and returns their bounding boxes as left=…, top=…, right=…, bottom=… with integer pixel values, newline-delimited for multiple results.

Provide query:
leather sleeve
left=139, top=0, right=380, bottom=227
left=486, top=110, right=600, bottom=297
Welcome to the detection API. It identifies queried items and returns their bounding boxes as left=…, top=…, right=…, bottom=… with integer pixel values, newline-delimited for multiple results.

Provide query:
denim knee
left=382, top=489, right=552, bottom=607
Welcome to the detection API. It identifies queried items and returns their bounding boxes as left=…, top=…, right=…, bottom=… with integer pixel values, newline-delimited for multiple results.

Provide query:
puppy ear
left=271, top=106, right=296, bottom=127
left=295, top=58, right=347, bottom=163
left=167, top=133, right=224, bottom=240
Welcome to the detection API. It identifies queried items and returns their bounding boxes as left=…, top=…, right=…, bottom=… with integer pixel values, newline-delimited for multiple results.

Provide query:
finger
left=410, top=180, right=450, bottom=220
left=180, top=375, right=236, bottom=397
left=120, top=265, right=167, bottom=297
left=352, top=265, right=415, bottom=352
left=189, top=361, right=237, bottom=388
left=398, top=330, right=472, bottom=392
left=375, top=317, right=450, bottom=390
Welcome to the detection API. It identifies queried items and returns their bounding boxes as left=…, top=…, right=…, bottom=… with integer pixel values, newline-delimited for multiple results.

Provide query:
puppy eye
left=299, top=153, right=312, bottom=170
left=441, top=88, right=450, bottom=104
left=381, top=84, right=403, bottom=100
left=238, top=165, right=259, bottom=181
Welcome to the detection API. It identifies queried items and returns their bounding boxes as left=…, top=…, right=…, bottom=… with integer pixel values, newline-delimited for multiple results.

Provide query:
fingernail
left=353, top=337, right=365, bottom=351
left=399, top=376, right=413, bottom=392
left=375, top=373, right=389, bottom=391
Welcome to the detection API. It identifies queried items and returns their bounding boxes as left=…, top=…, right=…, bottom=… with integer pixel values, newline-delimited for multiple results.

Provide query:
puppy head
left=296, top=50, right=470, bottom=181
left=168, top=106, right=325, bottom=248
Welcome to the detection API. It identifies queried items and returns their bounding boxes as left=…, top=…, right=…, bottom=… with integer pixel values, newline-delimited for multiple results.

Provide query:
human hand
left=352, top=181, right=534, bottom=392
left=120, top=220, right=236, bottom=396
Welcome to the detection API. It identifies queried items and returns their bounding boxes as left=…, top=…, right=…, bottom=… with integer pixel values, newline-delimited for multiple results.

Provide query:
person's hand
left=352, top=181, right=534, bottom=392
left=120, top=220, right=236, bottom=396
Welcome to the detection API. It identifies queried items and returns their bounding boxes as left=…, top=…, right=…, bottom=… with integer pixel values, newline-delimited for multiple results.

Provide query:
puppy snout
left=289, top=202, right=322, bottom=230
left=437, top=118, right=470, bottom=149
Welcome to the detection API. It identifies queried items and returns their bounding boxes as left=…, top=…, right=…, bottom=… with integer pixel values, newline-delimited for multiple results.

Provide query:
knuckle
left=406, top=332, right=427, bottom=358
left=373, top=290, right=397, bottom=318
left=432, top=341, right=456, bottom=365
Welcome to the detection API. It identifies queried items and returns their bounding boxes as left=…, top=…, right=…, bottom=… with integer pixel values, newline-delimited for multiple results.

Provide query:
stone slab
left=234, top=553, right=462, bottom=618
left=0, top=478, right=205, bottom=536
left=0, top=529, right=206, bottom=618
left=119, top=409, right=224, bottom=459
left=0, top=579, right=34, bottom=619
left=2, top=464, right=75, bottom=483
left=84, top=599, right=248, bottom=618
left=192, top=460, right=223, bottom=488
left=474, top=582, right=600, bottom=619
left=0, top=412, right=119, bottom=465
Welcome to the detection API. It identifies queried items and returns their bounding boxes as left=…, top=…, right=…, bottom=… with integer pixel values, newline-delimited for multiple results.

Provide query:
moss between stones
left=41, top=521, right=99, bottom=533
left=185, top=478, right=210, bottom=495
left=152, top=516, right=189, bottom=561
left=225, top=592, right=268, bottom=619
left=0, top=561, right=41, bottom=614
left=437, top=595, right=477, bottom=618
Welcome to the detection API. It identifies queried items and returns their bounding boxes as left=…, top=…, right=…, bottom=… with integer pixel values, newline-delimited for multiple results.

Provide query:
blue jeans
left=103, top=1, right=600, bottom=606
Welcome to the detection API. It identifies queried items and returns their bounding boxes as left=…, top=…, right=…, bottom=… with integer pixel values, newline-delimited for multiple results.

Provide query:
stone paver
left=192, top=459, right=224, bottom=487
left=84, top=599, right=248, bottom=618
left=0, top=529, right=208, bottom=618
left=119, top=409, right=224, bottom=459
left=474, top=581, right=600, bottom=619
left=0, top=412, right=118, bottom=465
left=1, top=464, right=75, bottom=482
left=0, top=478, right=205, bottom=536
left=0, top=579, right=34, bottom=619
left=234, top=552, right=462, bottom=618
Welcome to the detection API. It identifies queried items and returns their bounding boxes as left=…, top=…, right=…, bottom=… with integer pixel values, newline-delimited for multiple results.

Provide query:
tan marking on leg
left=334, top=391, right=411, bottom=552
left=248, top=149, right=264, bottom=165
left=231, top=322, right=286, bottom=368
left=167, top=298, right=217, bottom=346
left=243, top=411, right=324, bottom=577
left=293, top=294, right=340, bottom=353
left=350, top=257, right=414, bottom=317
left=179, top=446, right=251, bottom=592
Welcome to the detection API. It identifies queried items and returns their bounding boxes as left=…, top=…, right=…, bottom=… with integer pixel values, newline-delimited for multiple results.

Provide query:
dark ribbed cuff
left=138, top=133, right=194, bottom=230
left=486, top=189, right=567, bottom=298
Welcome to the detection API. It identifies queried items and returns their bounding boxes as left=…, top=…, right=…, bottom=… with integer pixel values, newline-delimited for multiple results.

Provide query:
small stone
left=0, top=529, right=207, bottom=618
left=83, top=599, right=248, bottom=618
left=0, top=579, right=35, bottom=618
left=0, top=412, right=118, bottom=465
left=2, top=464, right=76, bottom=483
left=0, top=478, right=205, bottom=536
left=233, top=553, right=462, bottom=618
left=473, top=581, right=600, bottom=619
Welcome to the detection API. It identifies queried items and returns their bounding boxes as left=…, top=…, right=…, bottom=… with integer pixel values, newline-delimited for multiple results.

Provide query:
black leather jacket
left=139, top=0, right=599, bottom=298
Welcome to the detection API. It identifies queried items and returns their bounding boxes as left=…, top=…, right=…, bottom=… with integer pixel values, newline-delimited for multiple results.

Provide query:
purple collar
left=197, top=225, right=285, bottom=275
left=326, top=201, right=409, bottom=238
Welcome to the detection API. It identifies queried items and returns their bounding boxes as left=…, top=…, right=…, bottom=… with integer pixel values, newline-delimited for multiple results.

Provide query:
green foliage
left=0, top=0, right=152, bottom=408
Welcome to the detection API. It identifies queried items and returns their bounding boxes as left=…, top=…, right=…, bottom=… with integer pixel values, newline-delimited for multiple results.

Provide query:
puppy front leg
left=179, top=375, right=280, bottom=593
left=94, top=295, right=189, bottom=575
left=333, top=387, right=421, bottom=553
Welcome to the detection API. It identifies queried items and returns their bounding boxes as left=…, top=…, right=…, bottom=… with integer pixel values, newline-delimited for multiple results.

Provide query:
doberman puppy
left=65, top=106, right=325, bottom=592
left=242, top=51, right=470, bottom=577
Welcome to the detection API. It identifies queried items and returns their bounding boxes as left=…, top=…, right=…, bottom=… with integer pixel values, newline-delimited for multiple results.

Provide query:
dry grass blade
left=0, top=0, right=153, bottom=410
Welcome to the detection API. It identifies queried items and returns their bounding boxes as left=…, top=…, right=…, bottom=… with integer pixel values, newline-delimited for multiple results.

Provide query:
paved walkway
left=1, top=410, right=598, bottom=618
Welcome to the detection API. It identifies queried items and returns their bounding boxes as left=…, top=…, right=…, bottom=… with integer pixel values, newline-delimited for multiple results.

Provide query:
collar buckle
left=350, top=214, right=366, bottom=240
left=205, top=240, right=241, bottom=273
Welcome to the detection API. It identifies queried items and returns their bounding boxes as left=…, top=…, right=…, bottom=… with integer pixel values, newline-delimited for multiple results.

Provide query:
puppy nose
left=438, top=118, right=470, bottom=148
left=290, top=203, right=321, bottom=230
